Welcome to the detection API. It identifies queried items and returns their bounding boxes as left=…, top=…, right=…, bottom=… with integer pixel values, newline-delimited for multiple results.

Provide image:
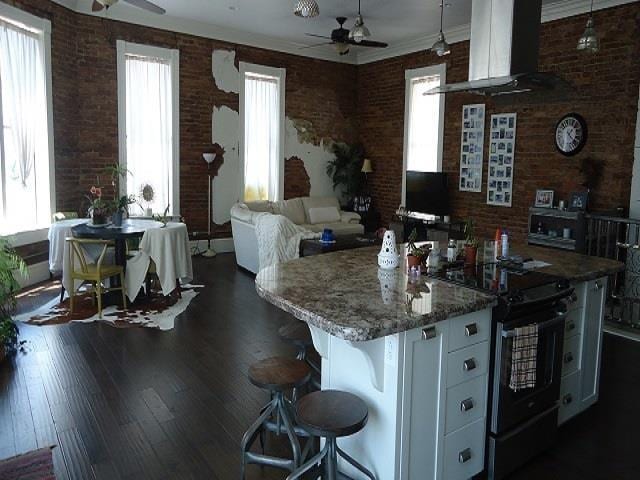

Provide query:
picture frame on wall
left=569, top=191, right=589, bottom=211
left=459, top=104, right=485, bottom=192
left=486, top=113, right=517, bottom=207
left=534, top=189, right=555, bottom=208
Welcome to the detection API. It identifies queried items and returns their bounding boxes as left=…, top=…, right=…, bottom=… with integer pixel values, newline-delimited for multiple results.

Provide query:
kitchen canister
left=378, top=230, right=400, bottom=269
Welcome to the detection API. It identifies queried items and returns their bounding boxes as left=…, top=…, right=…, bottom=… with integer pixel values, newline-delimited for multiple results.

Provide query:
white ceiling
left=56, top=0, right=635, bottom=63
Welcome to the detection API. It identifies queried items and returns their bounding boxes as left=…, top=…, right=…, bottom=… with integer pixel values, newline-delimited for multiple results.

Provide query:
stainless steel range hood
left=427, top=0, right=569, bottom=96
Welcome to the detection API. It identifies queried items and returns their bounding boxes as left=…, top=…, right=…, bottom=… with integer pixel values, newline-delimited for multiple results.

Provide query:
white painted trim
left=401, top=64, right=447, bottom=205
left=238, top=62, right=286, bottom=202
left=16, top=260, right=50, bottom=289
left=116, top=40, right=180, bottom=216
left=2, top=227, right=48, bottom=248
left=0, top=3, right=51, bottom=33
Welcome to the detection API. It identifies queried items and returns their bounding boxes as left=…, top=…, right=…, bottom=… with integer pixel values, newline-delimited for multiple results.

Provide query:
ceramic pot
left=464, top=245, right=478, bottom=266
left=92, top=210, right=107, bottom=226
left=407, top=254, right=422, bottom=270
left=113, top=210, right=123, bottom=227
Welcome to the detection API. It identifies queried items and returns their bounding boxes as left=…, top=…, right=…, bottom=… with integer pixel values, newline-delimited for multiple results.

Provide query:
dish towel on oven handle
left=508, top=324, right=538, bottom=392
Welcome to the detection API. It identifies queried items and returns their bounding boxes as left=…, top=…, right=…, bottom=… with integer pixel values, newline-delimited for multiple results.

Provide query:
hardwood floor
left=1, top=254, right=638, bottom=479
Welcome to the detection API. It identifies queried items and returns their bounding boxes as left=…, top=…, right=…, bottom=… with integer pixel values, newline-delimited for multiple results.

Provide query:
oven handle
left=501, top=312, right=566, bottom=338
left=506, top=287, right=575, bottom=313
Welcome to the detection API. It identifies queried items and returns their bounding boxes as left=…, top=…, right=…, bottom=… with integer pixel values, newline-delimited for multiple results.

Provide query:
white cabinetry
left=558, top=277, right=607, bottom=424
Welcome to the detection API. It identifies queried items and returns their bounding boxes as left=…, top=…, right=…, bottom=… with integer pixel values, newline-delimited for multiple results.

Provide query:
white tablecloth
left=48, top=219, right=89, bottom=273
left=125, top=222, right=193, bottom=301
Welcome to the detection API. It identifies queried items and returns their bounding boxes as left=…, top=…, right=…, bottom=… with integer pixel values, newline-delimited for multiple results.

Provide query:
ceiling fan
left=91, top=0, right=166, bottom=15
left=303, top=17, right=388, bottom=56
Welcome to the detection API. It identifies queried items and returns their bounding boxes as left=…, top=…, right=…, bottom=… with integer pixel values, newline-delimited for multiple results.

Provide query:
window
left=402, top=64, right=446, bottom=202
left=0, top=5, right=53, bottom=237
left=239, top=62, right=285, bottom=202
left=117, top=41, right=179, bottom=215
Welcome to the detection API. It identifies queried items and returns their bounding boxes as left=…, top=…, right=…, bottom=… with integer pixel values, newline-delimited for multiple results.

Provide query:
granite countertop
left=255, top=246, right=495, bottom=342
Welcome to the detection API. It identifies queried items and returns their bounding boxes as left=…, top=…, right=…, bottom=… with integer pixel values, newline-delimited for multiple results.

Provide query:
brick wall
left=1, top=0, right=357, bottom=238
left=358, top=3, right=640, bottom=242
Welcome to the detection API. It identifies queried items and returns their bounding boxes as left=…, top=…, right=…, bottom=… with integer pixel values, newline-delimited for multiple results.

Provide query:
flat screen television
left=405, top=171, right=450, bottom=216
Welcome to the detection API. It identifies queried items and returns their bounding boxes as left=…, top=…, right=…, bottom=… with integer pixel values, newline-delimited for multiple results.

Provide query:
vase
left=113, top=210, right=123, bottom=227
left=145, top=208, right=153, bottom=217
left=378, top=230, right=399, bottom=269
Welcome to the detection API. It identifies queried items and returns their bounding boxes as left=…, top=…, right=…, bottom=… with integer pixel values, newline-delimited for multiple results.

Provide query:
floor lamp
left=202, top=153, right=217, bottom=257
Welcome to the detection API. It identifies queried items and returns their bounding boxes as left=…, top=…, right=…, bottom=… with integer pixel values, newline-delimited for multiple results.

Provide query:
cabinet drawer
left=443, top=417, right=485, bottom=480
left=558, top=370, right=581, bottom=425
left=568, top=282, right=587, bottom=311
left=564, top=308, right=584, bottom=340
left=445, top=375, right=487, bottom=434
left=446, top=341, right=489, bottom=388
left=449, top=311, right=490, bottom=352
left=562, top=334, right=581, bottom=377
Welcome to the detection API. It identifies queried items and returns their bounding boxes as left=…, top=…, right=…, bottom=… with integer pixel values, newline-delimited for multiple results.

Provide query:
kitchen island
left=255, top=242, right=623, bottom=480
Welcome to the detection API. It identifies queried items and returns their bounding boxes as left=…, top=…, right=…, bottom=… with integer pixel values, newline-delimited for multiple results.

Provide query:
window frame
left=238, top=61, right=286, bottom=202
left=0, top=3, right=54, bottom=245
left=401, top=63, right=446, bottom=205
left=116, top=40, right=180, bottom=215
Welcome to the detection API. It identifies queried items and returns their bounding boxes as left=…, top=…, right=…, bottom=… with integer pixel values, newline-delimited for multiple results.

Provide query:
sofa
left=231, top=196, right=363, bottom=273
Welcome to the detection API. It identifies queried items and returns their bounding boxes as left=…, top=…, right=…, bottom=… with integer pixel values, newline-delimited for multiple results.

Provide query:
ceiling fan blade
left=92, top=0, right=104, bottom=12
left=349, top=39, right=388, bottom=48
left=298, top=42, right=335, bottom=50
left=123, top=0, right=166, bottom=14
left=305, top=33, right=333, bottom=40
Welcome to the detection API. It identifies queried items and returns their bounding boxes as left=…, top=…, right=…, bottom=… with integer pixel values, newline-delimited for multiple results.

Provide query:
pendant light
left=577, top=0, right=599, bottom=53
left=294, top=0, right=320, bottom=18
left=431, top=2, right=450, bottom=57
left=349, top=0, right=371, bottom=43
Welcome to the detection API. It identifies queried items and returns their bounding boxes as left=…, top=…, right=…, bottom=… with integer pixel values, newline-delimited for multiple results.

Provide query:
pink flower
left=94, top=187, right=102, bottom=198
left=90, top=186, right=97, bottom=195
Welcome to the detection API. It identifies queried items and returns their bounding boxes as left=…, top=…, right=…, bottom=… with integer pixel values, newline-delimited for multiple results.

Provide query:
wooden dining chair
left=53, top=211, right=79, bottom=222
left=66, top=237, right=127, bottom=318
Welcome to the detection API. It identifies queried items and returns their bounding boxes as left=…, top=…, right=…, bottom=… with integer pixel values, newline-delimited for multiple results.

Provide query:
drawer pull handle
left=458, top=448, right=472, bottom=464
left=563, top=394, right=573, bottom=405
left=463, top=358, right=476, bottom=371
left=422, top=326, right=436, bottom=340
left=564, top=352, right=574, bottom=364
left=464, top=323, right=478, bottom=337
left=594, top=281, right=603, bottom=291
left=567, top=321, right=576, bottom=331
left=461, top=398, right=474, bottom=412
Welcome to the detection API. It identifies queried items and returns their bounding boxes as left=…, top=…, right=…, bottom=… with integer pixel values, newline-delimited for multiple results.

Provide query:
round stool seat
left=248, top=357, right=311, bottom=391
left=278, top=321, right=313, bottom=347
left=295, top=390, right=368, bottom=438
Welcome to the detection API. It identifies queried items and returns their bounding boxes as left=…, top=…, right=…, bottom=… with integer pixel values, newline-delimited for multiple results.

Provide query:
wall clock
left=555, top=113, right=588, bottom=156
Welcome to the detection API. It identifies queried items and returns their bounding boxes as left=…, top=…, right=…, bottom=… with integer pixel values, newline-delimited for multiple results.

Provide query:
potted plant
left=464, top=219, right=479, bottom=266
left=0, top=239, right=26, bottom=363
left=86, top=185, right=110, bottom=225
left=112, top=194, right=136, bottom=227
left=139, top=183, right=155, bottom=217
left=326, top=142, right=366, bottom=208
left=406, top=228, right=431, bottom=270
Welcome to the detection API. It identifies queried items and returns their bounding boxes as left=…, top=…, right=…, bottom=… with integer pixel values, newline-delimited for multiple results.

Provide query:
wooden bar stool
left=278, top=321, right=321, bottom=389
left=287, top=390, right=376, bottom=480
left=241, top=357, right=312, bottom=478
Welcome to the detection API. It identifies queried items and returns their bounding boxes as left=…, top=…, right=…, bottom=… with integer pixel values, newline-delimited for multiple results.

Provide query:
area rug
left=0, top=447, right=55, bottom=480
left=14, top=285, right=203, bottom=331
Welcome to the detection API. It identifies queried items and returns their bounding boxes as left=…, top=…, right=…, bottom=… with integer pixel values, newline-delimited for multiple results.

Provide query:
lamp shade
left=361, top=158, right=373, bottom=173
left=203, top=153, right=216, bottom=164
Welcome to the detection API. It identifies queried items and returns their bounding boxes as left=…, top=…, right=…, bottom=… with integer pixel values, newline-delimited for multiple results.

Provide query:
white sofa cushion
left=245, top=200, right=273, bottom=213
left=301, top=196, right=341, bottom=223
left=308, top=206, right=341, bottom=224
left=272, top=198, right=306, bottom=225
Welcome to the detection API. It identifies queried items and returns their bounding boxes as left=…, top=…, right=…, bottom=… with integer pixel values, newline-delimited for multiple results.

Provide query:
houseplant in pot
left=464, top=219, right=479, bottom=266
left=406, top=228, right=431, bottom=271
left=86, top=185, right=110, bottom=226
left=326, top=142, right=366, bottom=209
left=0, top=239, right=26, bottom=363
left=112, top=194, right=136, bottom=227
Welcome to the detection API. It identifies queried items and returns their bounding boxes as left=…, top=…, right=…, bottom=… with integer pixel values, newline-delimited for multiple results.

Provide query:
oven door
left=490, top=309, right=565, bottom=435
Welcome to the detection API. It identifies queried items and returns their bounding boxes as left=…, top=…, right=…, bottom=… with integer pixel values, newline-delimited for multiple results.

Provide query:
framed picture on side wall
left=534, top=189, right=555, bottom=208
left=569, top=191, right=589, bottom=211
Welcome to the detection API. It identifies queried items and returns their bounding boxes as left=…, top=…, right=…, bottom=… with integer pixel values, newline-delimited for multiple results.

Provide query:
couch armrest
left=340, top=211, right=361, bottom=224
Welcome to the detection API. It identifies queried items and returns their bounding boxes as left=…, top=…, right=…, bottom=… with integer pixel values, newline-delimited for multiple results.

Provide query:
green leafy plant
left=0, top=239, right=26, bottom=356
left=326, top=142, right=366, bottom=201
left=464, top=219, right=478, bottom=247
left=152, top=205, right=171, bottom=227
left=113, top=194, right=137, bottom=214
left=407, top=228, right=430, bottom=259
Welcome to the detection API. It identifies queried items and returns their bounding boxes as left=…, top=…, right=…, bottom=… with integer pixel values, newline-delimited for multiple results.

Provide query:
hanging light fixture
left=577, top=0, right=599, bottom=53
left=349, top=0, right=371, bottom=43
left=294, top=0, right=320, bottom=18
left=431, top=2, right=450, bottom=57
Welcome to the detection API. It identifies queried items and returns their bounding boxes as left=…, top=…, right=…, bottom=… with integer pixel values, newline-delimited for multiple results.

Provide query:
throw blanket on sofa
left=254, top=213, right=320, bottom=270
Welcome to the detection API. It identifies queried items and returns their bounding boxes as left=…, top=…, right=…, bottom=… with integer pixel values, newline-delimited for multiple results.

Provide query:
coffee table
left=300, top=234, right=382, bottom=257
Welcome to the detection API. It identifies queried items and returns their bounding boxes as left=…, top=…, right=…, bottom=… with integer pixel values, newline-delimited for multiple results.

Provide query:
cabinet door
left=581, top=277, right=606, bottom=408
left=400, top=322, right=449, bottom=480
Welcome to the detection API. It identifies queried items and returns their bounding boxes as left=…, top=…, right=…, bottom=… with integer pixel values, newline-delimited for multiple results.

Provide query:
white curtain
left=125, top=55, right=172, bottom=215
left=0, top=20, right=50, bottom=232
left=406, top=75, right=442, bottom=173
left=243, top=74, right=280, bottom=202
